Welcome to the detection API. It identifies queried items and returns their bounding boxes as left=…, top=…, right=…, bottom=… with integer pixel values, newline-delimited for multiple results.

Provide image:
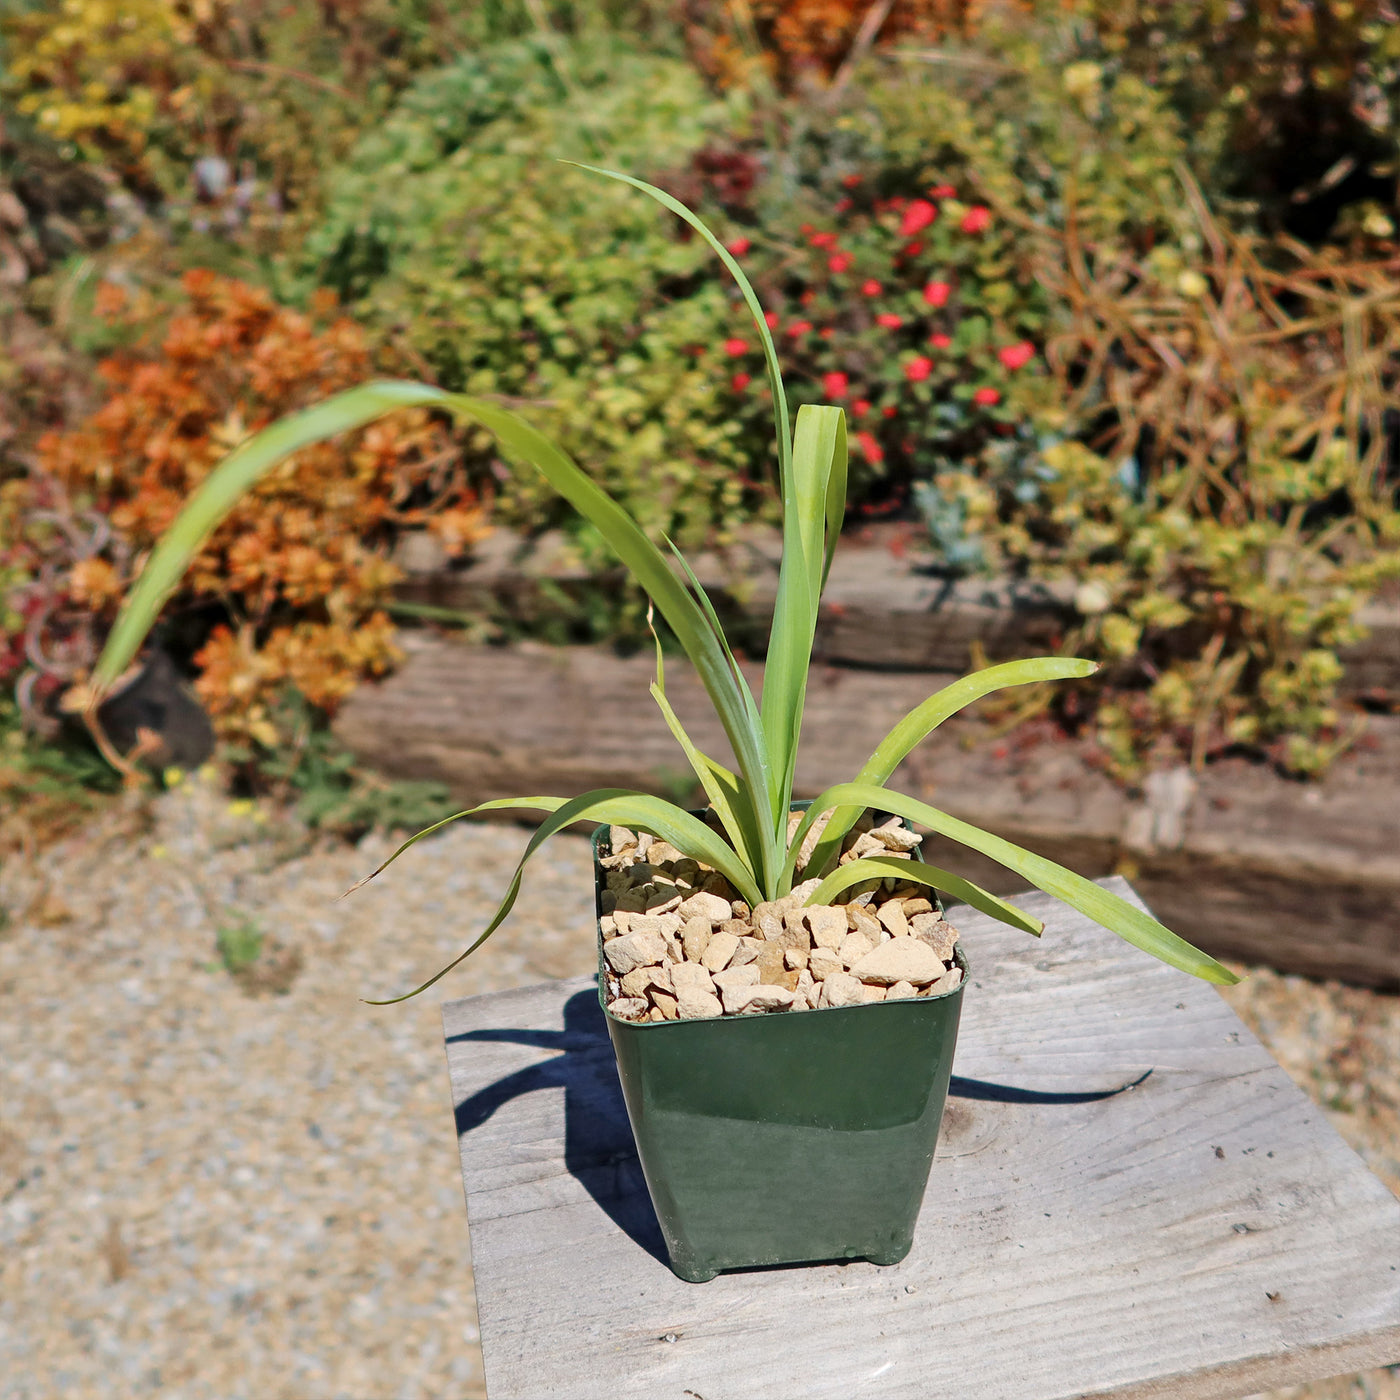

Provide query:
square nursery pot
left=593, top=824, right=968, bottom=1284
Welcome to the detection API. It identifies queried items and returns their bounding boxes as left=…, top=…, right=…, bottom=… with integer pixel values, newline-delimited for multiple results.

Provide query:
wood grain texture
left=394, top=526, right=1400, bottom=693
left=338, top=636, right=1400, bottom=985
left=441, top=879, right=1400, bottom=1400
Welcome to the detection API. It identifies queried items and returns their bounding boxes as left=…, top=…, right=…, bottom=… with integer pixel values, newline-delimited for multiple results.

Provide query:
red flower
left=875, top=312, right=903, bottom=329
left=810, top=231, right=838, bottom=250
left=929, top=183, right=956, bottom=199
left=800, top=222, right=815, bottom=236
left=852, top=398, right=871, bottom=416
left=731, top=372, right=751, bottom=392
left=828, top=253, right=852, bottom=273
left=857, top=431, right=884, bottom=463
left=882, top=405, right=898, bottom=418
left=800, top=290, right=815, bottom=306
left=787, top=320, right=813, bottom=337
left=764, top=311, right=780, bottom=329
left=822, top=371, right=849, bottom=399
left=899, top=199, right=938, bottom=238
left=723, top=337, right=749, bottom=357
left=841, top=173, right=861, bottom=189
left=923, top=280, right=951, bottom=307
left=960, top=206, right=991, bottom=234
left=904, top=356, right=933, bottom=383
left=997, top=341, right=1035, bottom=371
left=902, top=241, right=924, bottom=258
left=972, top=386, right=1001, bottom=406
left=861, top=279, right=882, bottom=296
left=928, top=332, right=953, bottom=349
left=820, top=327, right=835, bottom=338
left=835, top=197, right=853, bottom=214
left=726, top=236, right=751, bottom=257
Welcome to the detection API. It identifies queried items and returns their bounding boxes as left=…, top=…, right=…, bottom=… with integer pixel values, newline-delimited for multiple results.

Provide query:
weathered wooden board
left=395, top=526, right=1400, bottom=693
left=442, top=879, right=1400, bottom=1400
left=338, top=636, right=1400, bottom=985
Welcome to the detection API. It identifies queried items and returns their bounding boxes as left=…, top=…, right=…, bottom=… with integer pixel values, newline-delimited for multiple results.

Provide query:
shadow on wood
left=448, top=988, right=666, bottom=1266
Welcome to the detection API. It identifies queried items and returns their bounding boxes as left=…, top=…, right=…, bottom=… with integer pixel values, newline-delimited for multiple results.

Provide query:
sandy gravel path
left=1, top=771, right=1395, bottom=1399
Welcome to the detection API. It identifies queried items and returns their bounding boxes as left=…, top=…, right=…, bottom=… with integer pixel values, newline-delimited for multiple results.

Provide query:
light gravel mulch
left=1, top=772, right=1396, bottom=1399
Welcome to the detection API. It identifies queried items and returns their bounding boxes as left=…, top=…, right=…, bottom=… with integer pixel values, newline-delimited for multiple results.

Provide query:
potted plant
left=82, top=169, right=1236, bottom=1283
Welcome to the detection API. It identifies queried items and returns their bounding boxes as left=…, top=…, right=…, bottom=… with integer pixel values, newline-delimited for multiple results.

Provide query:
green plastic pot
left=593, top=823, right=968, bottom=1284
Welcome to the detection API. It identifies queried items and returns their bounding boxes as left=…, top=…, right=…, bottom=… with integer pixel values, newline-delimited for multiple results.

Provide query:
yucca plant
left=85, top=168, right=1237, bottom=1001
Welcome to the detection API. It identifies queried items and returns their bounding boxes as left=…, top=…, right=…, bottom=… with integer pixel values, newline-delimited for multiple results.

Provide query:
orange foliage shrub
left=36, top=270, right=489, bottom=747
left=686, top=0, right=1005, bottom=88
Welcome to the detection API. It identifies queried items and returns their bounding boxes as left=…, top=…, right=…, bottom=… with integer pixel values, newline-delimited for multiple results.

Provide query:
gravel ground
left=2, top=771, right=1396, bottom=1399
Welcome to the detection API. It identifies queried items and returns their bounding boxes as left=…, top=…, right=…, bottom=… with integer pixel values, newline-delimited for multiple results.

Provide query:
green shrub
left=305, top=38, right=773, bottom=556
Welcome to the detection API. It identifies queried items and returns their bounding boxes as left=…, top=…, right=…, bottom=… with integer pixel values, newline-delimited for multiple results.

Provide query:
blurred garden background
left=0, top=2, right=1398, bottom=1397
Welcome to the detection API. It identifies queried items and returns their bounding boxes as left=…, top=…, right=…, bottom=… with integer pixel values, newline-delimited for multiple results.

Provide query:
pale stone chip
left=850, top=936, right=944, bottom=987
left=607, top=826, right=636, bottom=855
left=859, top=983, right=888, bottom=1004
left=822, top=972, right=865, bottom=1008
left=887, top=980, right=918, bottom=1002
left=612, top=910, right=632, bottom=935
left=635, top=832, right=654, bottom=857
left=902, top=898, right=934, bottom=917
left=599, top=914, right=617, bottom=938
left=718, top=918, right=750, bottom=935
left=648, top=1007, right=667, bottom=1022
left=757, top=942, right=788, bottom=985
left=794, top=806, right=834, bottom=872
left=651, top=989, right=680, bottom=1020
left=847, top=904, right=881, bottom=939
left=700, top=931, right=739, bottom=973
left=730, top=937, right=762, bottom=967
left=644, top=889, right=683, bottom=915
left=603, top=930, right=669, bottom=975
left=784, top=945, right=808, bottom=971
left=795, top=968, right=816, bottom=1001
left=711, top=964, right=761, bottom=992
left=850, top=831, right=885, bottom=860
left=911, top=913, right=958, bottom=960
left=620, top=964, right=666, bottom=999
left=608, top=996, right=649, bottom=1021
left=872, top=823, right=922, bottom=853
left=680, top=917, right=713, bottom=963
left=671, top=962, right=716, bottom=997
left=647, top=840, right=684, bottom=865
left=877, top=901, right=910, bottom=937
left=679, top=891, right=733, bottom=923
left=838, top=929, right=876, bottom=968
left=805, top=905, right=848, bottom=951
left=924, top=966, right=964, bottom=997
left=808, top=948, right=843, bottom=981
left=676, top=988, right=723, bottom=1019
left=628, top=913, right=676, bottom=939
left=753, top=905, right=786, bottom=941
left=731, top=901, right=750, bottom=919
left=790, top=877, right=823, bottom=904
left=727, top=984, right=795, bottom=1015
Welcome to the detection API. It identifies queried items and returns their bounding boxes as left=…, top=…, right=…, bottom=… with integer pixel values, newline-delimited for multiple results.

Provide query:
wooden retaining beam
left=335, top=632, right=1400, bottom=988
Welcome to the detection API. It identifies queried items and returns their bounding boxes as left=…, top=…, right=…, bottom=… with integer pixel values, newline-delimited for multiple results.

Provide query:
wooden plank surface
left=394, top=524, right=1400, bottom=693
left=339, top=636, right=1400, bottom=985
left=441, top=878, right=1400, bottom=1400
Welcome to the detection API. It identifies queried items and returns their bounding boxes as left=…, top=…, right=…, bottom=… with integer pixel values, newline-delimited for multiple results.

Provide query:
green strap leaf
left=645, top=601, right=763, bottom=882
left=801, top=657, right=1099, bottom=881
left=358, top=789, right=760, bottom=1005
left=87, top=379, right=777, bottom=878
left=566, top=162, right=791, bottom=485
left=761, top=403, right=846, bottom=824
left=804, top=856, right=1044, bottom=937
left=788, top=781, right=1238, bottom=984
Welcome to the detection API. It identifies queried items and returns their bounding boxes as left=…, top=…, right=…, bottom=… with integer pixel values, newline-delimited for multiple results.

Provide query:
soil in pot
left=598, top=814, right=964, bottom=1022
